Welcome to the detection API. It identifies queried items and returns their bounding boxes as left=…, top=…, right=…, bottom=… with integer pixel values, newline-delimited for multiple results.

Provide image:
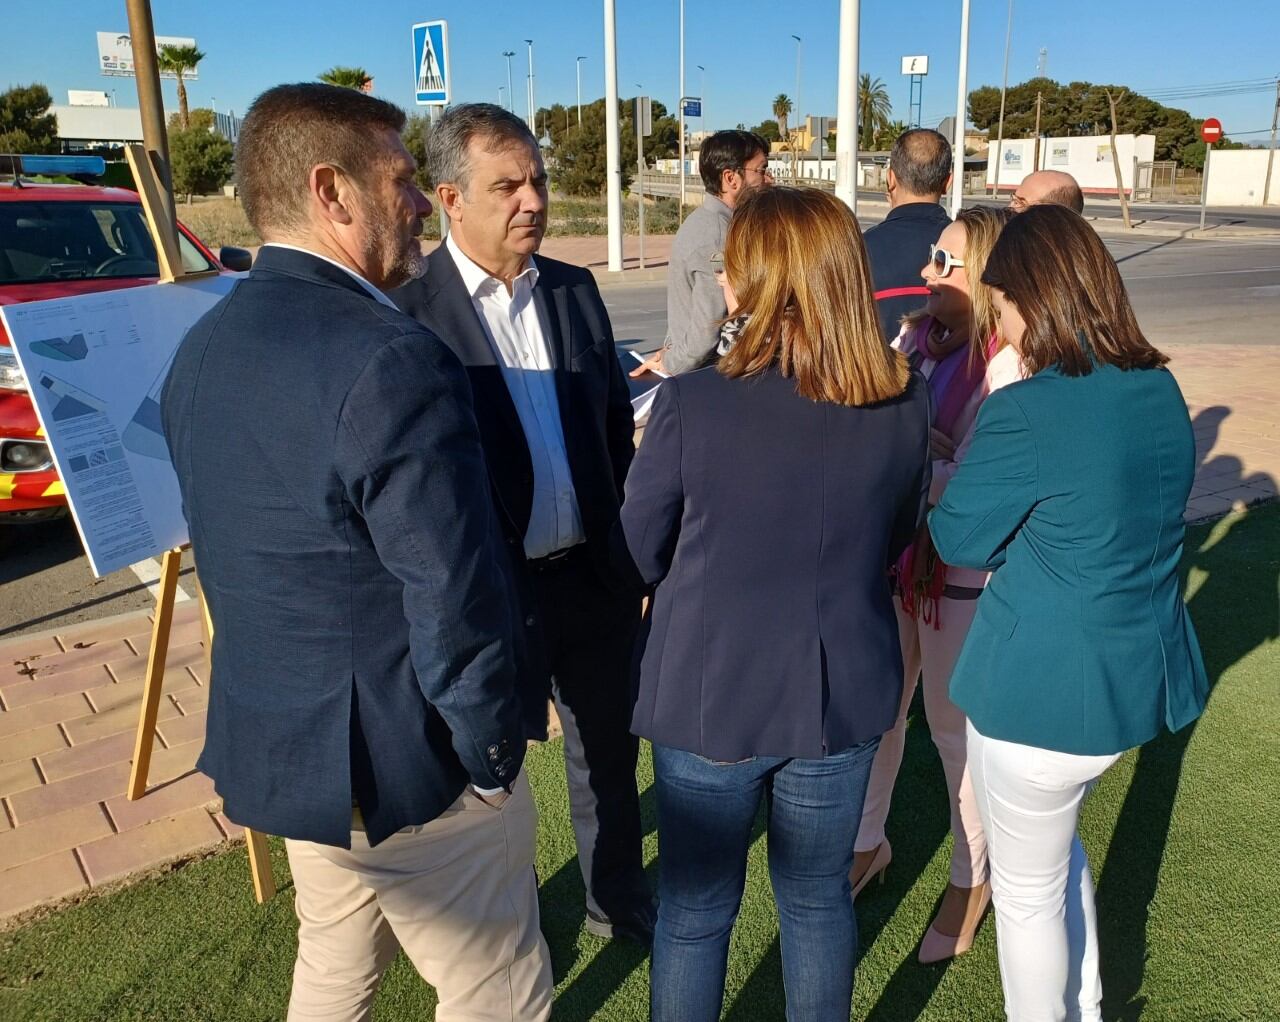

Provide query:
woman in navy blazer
left=621, top=187, right=931, bottom=1022
left=929, top=205, right=1208, bottom=1022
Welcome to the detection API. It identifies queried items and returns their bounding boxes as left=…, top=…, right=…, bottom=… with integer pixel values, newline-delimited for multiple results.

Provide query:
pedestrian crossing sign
left=412, top=20, right=450, bottom=105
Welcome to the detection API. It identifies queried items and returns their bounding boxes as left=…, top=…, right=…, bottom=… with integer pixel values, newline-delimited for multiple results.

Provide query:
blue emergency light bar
left=11, top=155, right=107, bottom=178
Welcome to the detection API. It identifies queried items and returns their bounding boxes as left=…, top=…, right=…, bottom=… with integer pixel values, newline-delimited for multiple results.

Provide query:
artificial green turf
left=1, top=504, right=1276, bottom=1021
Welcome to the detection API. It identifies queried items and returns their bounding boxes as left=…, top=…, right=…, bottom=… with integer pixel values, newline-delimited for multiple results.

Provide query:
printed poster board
left=1, top=276, right=237, bottom=576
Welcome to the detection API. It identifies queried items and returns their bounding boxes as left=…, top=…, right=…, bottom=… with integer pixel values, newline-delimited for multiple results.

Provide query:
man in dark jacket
left=863, top=129, right=953, bottom=340
left=393, top=104, right=654, bottom=947
left=162, top=84, right=551, bottom=1020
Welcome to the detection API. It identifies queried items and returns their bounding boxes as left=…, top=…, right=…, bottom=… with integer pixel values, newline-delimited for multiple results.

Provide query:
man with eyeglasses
left=632, top=130, right=772, bottom=377
left=863, top=128, right=953, bottom=341
left=1009, top=169, right=1084, bottom=214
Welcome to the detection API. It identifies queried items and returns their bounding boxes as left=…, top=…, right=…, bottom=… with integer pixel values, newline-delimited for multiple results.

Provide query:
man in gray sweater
left=633, top=130, right=771, bottom=377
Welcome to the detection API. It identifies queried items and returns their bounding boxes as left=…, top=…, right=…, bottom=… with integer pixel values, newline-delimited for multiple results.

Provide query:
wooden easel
left=121, top=138, right=276, bottom=902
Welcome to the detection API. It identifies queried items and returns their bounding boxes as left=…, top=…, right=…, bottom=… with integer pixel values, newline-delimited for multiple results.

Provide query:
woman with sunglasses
left=851, top=205, right=1014, bottom=964
left=930, top=205, right=1207, bottom=1021
left=620, top=186, right=931, bottom=1022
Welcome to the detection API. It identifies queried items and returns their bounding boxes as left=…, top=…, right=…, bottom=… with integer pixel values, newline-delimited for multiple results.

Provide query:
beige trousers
left=284, top=770, right=553, bottom=1022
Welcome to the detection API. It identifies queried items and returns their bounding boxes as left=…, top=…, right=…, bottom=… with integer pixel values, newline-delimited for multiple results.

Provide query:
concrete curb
left=591, top=266, right=670, bottom=286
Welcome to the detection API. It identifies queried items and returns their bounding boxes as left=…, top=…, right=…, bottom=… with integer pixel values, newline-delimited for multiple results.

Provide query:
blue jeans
left=650, top=738, right=881, bottom=1022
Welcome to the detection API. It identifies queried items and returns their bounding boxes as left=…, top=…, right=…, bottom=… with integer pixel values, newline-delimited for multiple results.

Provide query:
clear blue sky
left=6, top=1, right=1278, bottom=142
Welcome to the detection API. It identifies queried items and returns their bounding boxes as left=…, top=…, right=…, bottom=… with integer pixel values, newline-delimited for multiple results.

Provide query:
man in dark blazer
left=863, top=128, right=954, bottom=340
left=162, top=85, right=551, bottom=1020
left=394, top=103, right=653, bottom=945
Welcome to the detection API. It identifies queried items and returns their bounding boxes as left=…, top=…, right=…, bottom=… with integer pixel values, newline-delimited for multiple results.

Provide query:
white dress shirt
left=445, top=234, right=584, bottom=560
left=261, top=243, right=400, bottom=311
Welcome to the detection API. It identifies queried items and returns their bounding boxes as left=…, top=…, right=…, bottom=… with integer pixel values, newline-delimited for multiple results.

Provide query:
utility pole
left=576, top=56, right=587, bottom=128
left=697, top=64, right=706, bottom=137
left=604, top=0, right=623, bottom=271
left=503, top=51, right=515, bottom=113
left=1032, top=91, right=1043, bottom=170
left=949, top=0, right=971, bottom=217
left=1263, top=78, right=1280, bottom=206
left=834, top=0, right=860, bottom=212
left=525, top=39, right=535, bottom=132
left=792, top=34, right=802, bottom=182
left=678, top=0, right=686, bottom=215
left=990, top=0, right=1014, bottom=196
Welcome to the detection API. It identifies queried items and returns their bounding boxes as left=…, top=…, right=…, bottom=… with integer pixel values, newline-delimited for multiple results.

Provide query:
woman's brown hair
left=981, top=203, right=1168, bottom=376
left=717, top=187, right=910, bottom=407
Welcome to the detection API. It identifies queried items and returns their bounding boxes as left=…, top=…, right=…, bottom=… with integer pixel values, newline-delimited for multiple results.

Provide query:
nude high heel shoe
left=849, top=841, right=892, bottom=898
left=917, top=880, right=992, bottom=964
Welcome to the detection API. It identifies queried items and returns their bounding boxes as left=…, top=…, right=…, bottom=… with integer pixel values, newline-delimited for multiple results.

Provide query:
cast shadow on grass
left=543, top=778, right=659, bottom=1020
left=1097, top=409, right=1278, bottom=1022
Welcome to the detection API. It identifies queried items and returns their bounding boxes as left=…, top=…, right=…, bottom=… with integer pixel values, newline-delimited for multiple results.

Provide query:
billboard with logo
left=97, top=32, right=199, bottom=79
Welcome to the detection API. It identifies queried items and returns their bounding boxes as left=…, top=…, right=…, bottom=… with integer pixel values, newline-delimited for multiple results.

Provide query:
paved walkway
left=1, top=342, right=1276, bottom=925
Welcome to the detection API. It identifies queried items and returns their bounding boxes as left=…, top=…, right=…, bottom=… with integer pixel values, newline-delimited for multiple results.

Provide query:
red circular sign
left=1201, top=118, right=1223, bottom=144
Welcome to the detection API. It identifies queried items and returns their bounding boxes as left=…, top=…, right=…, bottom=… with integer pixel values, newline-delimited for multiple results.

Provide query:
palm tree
left=157, top=44, right=205, bottom=131
left=858, top=73, right=892, bottom=150
left=772, top=94, right=793, bottom=149
left=319, top=66, right=373, bottom=92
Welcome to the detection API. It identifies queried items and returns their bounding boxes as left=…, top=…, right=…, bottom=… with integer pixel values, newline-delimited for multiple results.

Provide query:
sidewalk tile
left=172, top=687, right=209, bottom=715
left=0, top=851, right=86, bottom=918
left=0, top=692, right=92, bottom=739
left=25, top=640, right=135, bottom=677
left=0, top=660, right=39, bottom=686
left=213, top=812, right=244, bottom=840
left=78, top=806, right=224, bottom=887
left=104, top=769, right=216, bottom=832
left=0, top=759, right=41, bottom=798
left=7, top=761, right=131, bottom=826
left=0, top=724, right=67, bottom=765
left=106, top=642, right=205, bottom=683
left=146, top=739, right=204, bottom=788
left=86, top=670, right=200, bottom=715
left=0, top=664, right=114, bottom=709
left=52, top=614, right=153, bottom=650
left=38, top=730, right=145, bottom=783
left=156, top=710, right=207, bottom=748
left=0, top=803, right=113, bottom=871
left=0, top=634, right=62, bottom=662
left=61, top=695, right=179, bottom=747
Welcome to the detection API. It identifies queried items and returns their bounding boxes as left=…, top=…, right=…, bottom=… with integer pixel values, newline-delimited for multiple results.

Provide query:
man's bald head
left=1011, top=170, right=1084, bottom=214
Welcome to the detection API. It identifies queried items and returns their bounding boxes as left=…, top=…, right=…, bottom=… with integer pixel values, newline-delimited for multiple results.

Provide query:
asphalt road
left=3, top=233, right=1278, bottom=640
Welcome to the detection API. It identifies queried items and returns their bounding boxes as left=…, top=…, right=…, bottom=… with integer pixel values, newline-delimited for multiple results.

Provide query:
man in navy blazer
left=162, top=85, right=551, bottom=1020
left=393, top=104, right=654, bottom=946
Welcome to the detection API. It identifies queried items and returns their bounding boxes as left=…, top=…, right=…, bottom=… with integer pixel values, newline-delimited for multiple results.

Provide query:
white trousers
left=284, top=770, right=553, bottom=1022
left=967, top=722, right=1123, bottom=1022
left=856, top=597, right=988, bottom=887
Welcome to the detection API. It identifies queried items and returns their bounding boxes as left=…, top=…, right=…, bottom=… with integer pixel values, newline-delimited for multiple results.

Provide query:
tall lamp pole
left=502, top=51, right=515, bottom=112
left=604, top=0, right=623, bottom=271
left=990, top=0, right=1014, bottom=196
left=949, top=0, right=971, bottom=217
left=697, top=64, right=706, bottom=136
left=792, top=35, right=802, bottom=180
left=834, top=0, right=860, bottom=211
left=524, top=39, right=535, bottom=131
left=678, top=0, right=686, bottom=214
left=576, top=56, right=587, bottom=127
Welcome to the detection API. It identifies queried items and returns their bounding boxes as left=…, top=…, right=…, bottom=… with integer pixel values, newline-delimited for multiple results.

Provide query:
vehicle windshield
left=0, top=200, right=216, bottom=285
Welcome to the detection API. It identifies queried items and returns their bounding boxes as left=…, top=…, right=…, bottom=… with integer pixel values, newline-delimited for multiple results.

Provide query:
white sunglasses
left=928, top=245, right=966, bottom=278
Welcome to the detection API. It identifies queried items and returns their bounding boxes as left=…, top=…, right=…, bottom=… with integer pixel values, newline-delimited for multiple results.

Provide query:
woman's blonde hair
left=717, top=187, right=909, bottom=407
left=902, top=204, right=1012, bottom=351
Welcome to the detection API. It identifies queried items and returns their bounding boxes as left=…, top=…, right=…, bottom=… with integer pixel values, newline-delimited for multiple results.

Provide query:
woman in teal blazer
left=928, top=204, right=1208, bottom=1022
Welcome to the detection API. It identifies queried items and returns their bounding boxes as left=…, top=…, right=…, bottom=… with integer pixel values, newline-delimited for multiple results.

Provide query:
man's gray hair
left=889, top=129, right=953, bottom=198
left=426, top=103, right=539, bottom=192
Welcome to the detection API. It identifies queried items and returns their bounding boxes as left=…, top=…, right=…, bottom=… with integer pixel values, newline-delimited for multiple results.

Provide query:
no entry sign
left=1201, top=118, right=1223, bottom=144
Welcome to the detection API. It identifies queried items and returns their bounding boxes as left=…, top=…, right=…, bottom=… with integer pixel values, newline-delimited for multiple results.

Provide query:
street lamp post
left=502, top=51, right=515, bottom=113
left=834, top=0, right=860, bottom=211
left=678, top=0, right=686, bottom=214
left=792, top=35, right=802, bottom=180
left=604, top=0, right=623, bottom=271
left=990, top=0, right=1014, bottom=196
left=950, top=0, right=971, bottom=217
left=525, top=39, right=536, bottom=132
left=499, top=85, right=506, bottom=108
left=576, top=56, right=587, bottom=127
left=697, top=64, right=706, bottom=136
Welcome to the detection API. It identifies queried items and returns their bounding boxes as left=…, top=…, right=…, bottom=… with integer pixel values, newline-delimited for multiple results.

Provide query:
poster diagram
left=1, top=276, right=238, bottom=576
